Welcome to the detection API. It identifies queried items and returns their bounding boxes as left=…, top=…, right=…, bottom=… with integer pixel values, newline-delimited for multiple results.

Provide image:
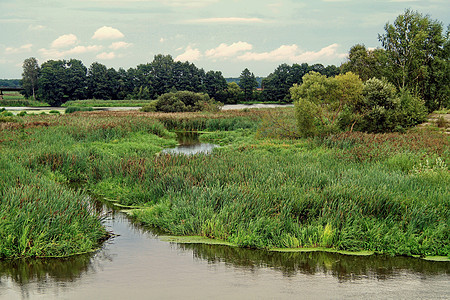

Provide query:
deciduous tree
left=22, top=57, right=40, bottom=99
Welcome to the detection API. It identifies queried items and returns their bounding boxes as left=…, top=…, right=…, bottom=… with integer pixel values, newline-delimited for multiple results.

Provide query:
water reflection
left=0, top=255, right=91, bottom=285
left=162, top=131, right=218, bottom=155
left=178, top=243, right=449, bottom=281
left=1, top=199, right=448, bottom=298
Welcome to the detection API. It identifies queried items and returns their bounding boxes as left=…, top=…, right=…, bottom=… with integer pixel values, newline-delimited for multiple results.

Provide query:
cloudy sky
left=0, top=0, right=448, bottom=78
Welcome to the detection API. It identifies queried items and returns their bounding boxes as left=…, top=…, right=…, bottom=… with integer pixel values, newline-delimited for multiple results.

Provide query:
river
left=1, top=206, right=448, bottom=299
left=0, top=131, right=448, bottom=300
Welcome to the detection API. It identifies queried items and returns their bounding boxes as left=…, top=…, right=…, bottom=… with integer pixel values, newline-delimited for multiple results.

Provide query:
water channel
left=0, top=135, right=449, bottom=299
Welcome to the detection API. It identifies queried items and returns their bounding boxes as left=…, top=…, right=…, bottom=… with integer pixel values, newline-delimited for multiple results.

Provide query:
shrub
left=140, top=100, right=158, bottom=112
left=344, top=78, right=428, bottom=133
left=155, top=91, right=222, bottom=113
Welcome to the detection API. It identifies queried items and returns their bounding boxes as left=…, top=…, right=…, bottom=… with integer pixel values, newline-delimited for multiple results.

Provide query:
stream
left=0, top=135, right=449, bottom=299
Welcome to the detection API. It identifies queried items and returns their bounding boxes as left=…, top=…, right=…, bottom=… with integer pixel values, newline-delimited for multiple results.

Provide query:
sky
left=0, top=0, right=449, bottom=78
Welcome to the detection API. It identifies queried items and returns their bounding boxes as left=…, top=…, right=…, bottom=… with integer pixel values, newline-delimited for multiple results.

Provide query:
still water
left=161, top=132, right=218, bottom=155
left=1, top=207, right=449, bottom=299
left=1, top=137, right=449, bottom=299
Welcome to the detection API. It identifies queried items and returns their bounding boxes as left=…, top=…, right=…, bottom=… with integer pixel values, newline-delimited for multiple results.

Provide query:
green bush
left=140, top=100, right=158, bottom=112
left=155, top=91, right=222, bottom=113
left=345, top=78, right=428, bottom=133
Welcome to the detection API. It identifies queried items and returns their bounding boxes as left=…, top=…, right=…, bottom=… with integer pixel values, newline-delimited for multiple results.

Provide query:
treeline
left=21, top=54, right=340, bottom=106
left=0, top=79, right=21, bottom=88
left=292, top=9, right=449, bottom=135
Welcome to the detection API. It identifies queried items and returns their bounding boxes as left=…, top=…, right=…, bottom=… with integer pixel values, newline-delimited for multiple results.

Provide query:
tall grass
left=1, top=109, right=448, bottom=257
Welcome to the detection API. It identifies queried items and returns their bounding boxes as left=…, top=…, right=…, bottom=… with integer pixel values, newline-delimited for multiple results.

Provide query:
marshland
left=0, top=106, right=449, bottom=298
left=1, top=8, right=449, bottom=298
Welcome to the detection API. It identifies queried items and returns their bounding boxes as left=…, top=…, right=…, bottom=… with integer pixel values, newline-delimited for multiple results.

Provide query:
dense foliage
left=30, top=55, right=232, bottom=106
left=262, top=63, right=340, bottom=103
left=141, top=91, right=222, bottom=113
left=343, top=9, right=449, bottom=111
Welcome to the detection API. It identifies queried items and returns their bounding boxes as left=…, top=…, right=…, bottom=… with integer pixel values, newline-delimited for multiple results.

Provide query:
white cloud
left=39, top=45, right=103, bottom=59
left=5, top=44, right=33, bottom=54
left=28, top=24, right=46, bottom=31
left=96, top=52, right=116, bottom=60
left=237, top=44, right=346, bottom=63
left=175, top=46, right=202, bottom=62
left=92, top=26, right=124, bottom=40
left=86, top=0, right=218, bottom=8
left=66, top=45, right=103, bottom=54
left=187, top=17, right=266, bottom=24
left=205, top=42, right=253, bottom=59
left=109, top=41, right=132, bottom=50
left=51, top=34, right=78, bottom=49
left=238, top=44, right=299, bottom=62
left=161, top=0, right=218, bottom=8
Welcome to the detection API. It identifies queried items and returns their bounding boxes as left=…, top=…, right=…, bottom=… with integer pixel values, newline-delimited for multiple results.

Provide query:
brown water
left=1, top=204, right=449, bottom=300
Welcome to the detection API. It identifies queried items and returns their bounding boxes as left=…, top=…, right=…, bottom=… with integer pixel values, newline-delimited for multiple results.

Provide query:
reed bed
left=1, top=109, right=448, bottom=258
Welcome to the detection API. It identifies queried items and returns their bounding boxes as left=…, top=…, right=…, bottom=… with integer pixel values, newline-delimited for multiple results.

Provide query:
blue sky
left=0, top=0, right=448, bottom=78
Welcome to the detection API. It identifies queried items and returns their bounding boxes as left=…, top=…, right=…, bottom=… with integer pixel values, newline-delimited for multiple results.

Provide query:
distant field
left=0, top=92, right=48, bottom=107
left=62, top=99, right=152, bottom=107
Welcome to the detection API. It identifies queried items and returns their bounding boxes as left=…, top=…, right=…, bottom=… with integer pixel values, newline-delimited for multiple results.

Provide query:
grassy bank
left=62, top=99, right=153, bottom=107
left=0, top=92, right=48, bottom=107
left=0, top=109, right=448, bottom=259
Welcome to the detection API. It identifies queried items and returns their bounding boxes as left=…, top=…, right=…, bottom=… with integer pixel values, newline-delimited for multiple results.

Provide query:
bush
left=344, top=78, right=428, bottom=133
left=155, top=91, right=222, bottom=113
left=140, top=100, right=158, bottom=112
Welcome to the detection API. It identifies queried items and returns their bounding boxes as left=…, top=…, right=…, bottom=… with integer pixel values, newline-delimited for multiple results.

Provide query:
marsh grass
left=1, top=109, right=448, bottom=258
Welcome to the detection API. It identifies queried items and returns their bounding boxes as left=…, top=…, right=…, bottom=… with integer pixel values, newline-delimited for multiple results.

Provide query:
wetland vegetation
left=0, top=108, right=448, bottom=260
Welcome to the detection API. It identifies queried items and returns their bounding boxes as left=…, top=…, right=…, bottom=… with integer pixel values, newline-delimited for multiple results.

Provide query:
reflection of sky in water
left=161, top=143, right=218, bottom=155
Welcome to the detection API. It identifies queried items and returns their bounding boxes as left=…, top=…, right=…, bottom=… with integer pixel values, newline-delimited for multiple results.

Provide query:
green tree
left=87, top=62, right=112, bottom=99
left=339, top=77, right=427, bottom=133
left=379, top=9, right=448, bottom=111
left=22, top=57, right=40, bottom=99
left=38, top=60, right=67, bottom=106
left=219, top=82, right=242, bottom=104
left=65, top=59, right=87, bottom=100
left=291, top=71, right=363, bottom=136
left=239, top=68, right=258, bottom=101
left=204, top=70, right=227, bottom=100
left=340, top=44, right=387, bottom=81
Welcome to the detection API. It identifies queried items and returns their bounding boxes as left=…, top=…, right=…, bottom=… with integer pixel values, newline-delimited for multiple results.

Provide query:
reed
left=0, top=109, right=448, bottom=258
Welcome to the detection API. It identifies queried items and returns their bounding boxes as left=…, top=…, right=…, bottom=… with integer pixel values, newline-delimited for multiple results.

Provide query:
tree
left=65, top=59, right=87, bottom=100
left=239, top=68, right=258, bottom=101
left=340, top=45, right=388, bottom=81
left=38, top=60, right=67, bottom=106
left=204, top=70, right=227, bottom=100
left=22, top=57, right=40, bottom=99
left=291, top=71, right=363, bottom=136
left=379, top=9, right=448, bottom=111
left=87, top=62, right=112, bottom=99
left=339, top=77, right=427, bottom=133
